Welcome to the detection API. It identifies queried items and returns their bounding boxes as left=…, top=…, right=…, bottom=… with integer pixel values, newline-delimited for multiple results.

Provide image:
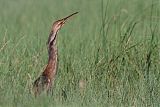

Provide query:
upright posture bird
left=33, top=12, right=78, bottom=96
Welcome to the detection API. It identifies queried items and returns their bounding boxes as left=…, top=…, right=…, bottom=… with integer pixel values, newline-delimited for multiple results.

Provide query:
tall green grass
left=0, top=0, right=160, bottom=106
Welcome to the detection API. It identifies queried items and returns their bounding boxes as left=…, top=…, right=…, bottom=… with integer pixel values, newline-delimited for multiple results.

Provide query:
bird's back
left=33, top=75, right=51, bottom=96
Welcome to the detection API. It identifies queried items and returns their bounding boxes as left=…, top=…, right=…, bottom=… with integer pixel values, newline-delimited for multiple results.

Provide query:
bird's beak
left=59, top=12, right=78, bottom=25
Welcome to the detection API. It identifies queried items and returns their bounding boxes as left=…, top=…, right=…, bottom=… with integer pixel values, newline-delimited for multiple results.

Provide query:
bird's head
left=52, top=12, right=78, bottom=33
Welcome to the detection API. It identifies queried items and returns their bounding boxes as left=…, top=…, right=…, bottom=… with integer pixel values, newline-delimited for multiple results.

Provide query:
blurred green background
left=0, top=0, right=160, bottom=106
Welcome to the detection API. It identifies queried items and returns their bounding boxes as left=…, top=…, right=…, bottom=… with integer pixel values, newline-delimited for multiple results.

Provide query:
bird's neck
left=43, top=37, right=58, bottom=80
left=42, top=30, right=58, bottom=80
left=47, top=30, right=58, bottom=63
left=48, top=45, right=57, bottom=63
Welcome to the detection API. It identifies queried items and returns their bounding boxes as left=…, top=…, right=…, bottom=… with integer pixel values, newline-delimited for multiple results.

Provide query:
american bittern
left=33, top=12, right=78, bottom=96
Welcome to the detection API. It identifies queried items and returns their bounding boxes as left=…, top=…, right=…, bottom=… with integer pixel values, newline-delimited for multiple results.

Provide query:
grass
left=0, top=0, right=160, bottom=106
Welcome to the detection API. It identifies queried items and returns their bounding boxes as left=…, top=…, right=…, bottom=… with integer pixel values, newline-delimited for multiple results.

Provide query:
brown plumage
left=33, top=12, right=78, bottom=96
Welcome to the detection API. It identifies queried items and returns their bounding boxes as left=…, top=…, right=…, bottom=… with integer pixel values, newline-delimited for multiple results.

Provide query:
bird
left=32, top=12, right=78, bottom=96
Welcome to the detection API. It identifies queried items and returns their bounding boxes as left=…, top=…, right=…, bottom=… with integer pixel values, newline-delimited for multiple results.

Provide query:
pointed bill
left=61, top=12, right=78, bottom=22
